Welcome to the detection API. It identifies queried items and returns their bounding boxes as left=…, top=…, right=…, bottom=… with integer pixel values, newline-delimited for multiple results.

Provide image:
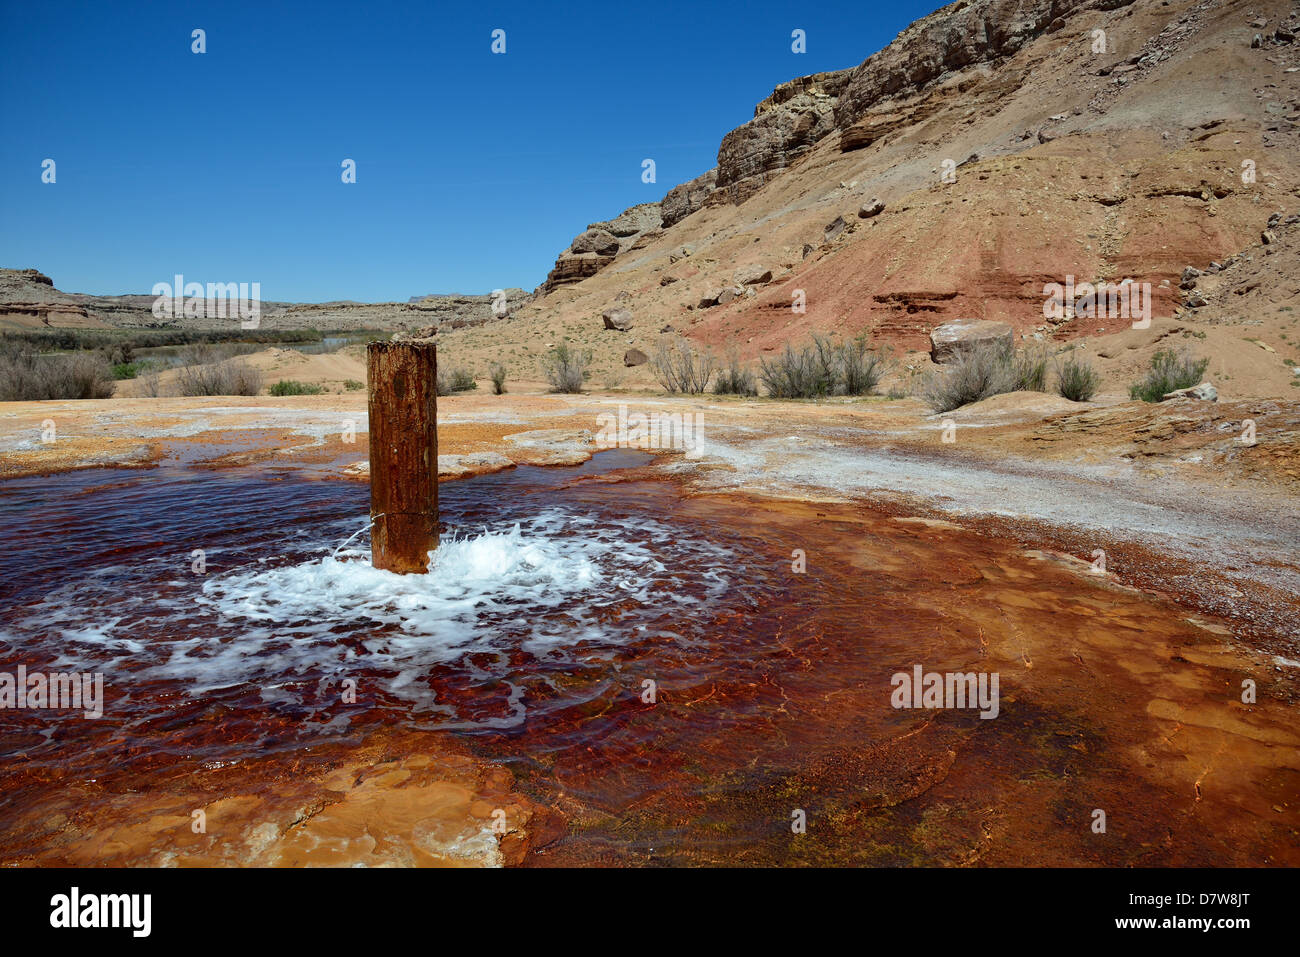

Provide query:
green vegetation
left=921, top=342, right=1085, bottom=413
left=758, top=334, right=888, bottom=399
left=435, top=366, right=478, bottom=395
left=0, top=327, right=324, bottom=355
left=713, top=348, right=758, bottom=396
left=542, top=344, right=589, bottom=394
left=1055, top=352, right=1100, bottom=403
left=269, top=380, right=325, bottom=396
left=1128, top=349, right=1209, bottom=402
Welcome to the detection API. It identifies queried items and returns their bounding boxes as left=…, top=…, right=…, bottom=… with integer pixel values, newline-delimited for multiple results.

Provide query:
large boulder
left=929, top=319, right=1014, bottom=364
left=602, top=308, right=632, bottom=331
left=570, top=228, right=620, bottom=256
left=733, top=264, right=773, bottom=286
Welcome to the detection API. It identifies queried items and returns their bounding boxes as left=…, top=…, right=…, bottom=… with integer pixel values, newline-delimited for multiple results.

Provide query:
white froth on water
left=5, top=507, right=736, bottom=729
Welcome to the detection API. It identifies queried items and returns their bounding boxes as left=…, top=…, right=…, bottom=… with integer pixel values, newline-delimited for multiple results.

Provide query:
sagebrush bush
left=0, top=344, right=116, bottom=401
left=759, top=334, right=888, bottom=398
left=1010, top=345, right=1050, bottom=392
left=713, top=349, right=758, bottom=396
left=435, top=366, right=478, bottom=396
left=920, top=343, right=1015, bottom=413
left=175, top=356, right=262, bottom=396
left=1129, top=349, right=1210, bottom=402
left=139, top=369, right=165, bottom=398
left=837, top=335, right=889, bottom=396
left=269, top=380, right=324, bottom=396
left=489, top=363, right=507, bottom=395
left=1056, top=353, right=1100, bottom=402
left=542, top=344, right=589, bottom=394
left=651, top=335, right=715, bottom=394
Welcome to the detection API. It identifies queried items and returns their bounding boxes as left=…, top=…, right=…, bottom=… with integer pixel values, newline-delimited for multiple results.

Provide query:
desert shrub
left=837, top=335, right=889, bottom=396
left=1128, top=349, right=1210, bottom=402
left=0, top=344, right=116, bottom=400
left=6, top=327, right=322, bottom=351
left=542, top=344, right=590, bottom=394
left=489, top=363, right=507, bottom=395
left=175, top=356, right=263, bottom=396
left=758, top=334, right=888, bottom=398
left=920, top=343, right=1016, bottom=413
left=1056, top=353, right=1100, bottom=402
left=269, top=380, right=324, bottom=396
left=343, top=379, right=364, bottom=391
left=713, top=348, right=758, bottom=396
left=651, top=335, right=715, bottom=394
left=435, top=366, right=478, bottom=395
left=760, top=344, right=827, bottom=398
left=1009, top=344, right=1050, bottom=392
left=139, top=369, right=165, bottom=397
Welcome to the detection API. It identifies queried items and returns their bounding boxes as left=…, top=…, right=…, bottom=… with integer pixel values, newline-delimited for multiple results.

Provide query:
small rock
left=1262, top=229, right=1277, bottom=244
left=858, top=198, right=886, bottom=219
left=623, top=348, right=648, bottom=367
left=659, top=275, right=678, bottom=286
left=824, top=216, right=847, bottom=243
left=716, top=285, right=745, bottom=305
left=668, top=244, right=695, bottom=263
left=1186, top=292, right=1208, bottom=308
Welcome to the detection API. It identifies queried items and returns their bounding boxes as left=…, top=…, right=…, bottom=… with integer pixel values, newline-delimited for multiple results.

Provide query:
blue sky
left=0, top=0, right=944, bottom=302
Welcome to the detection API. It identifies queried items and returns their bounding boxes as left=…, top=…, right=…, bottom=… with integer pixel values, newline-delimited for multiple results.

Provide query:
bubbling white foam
left=7, top=508, right=737, bottom=728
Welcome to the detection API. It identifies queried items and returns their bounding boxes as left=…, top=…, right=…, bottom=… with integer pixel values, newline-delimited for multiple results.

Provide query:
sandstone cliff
left=512, top=0, right=1299, bottom=370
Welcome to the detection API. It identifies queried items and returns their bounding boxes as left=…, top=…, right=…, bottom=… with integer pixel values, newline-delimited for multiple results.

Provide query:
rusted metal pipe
left=367, top=340, right=438, bottom=573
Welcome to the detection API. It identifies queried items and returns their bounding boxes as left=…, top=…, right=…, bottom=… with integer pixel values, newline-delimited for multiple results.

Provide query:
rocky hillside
left=0, top=268, right=532, bottom=334
left=499, top=0, right=1299, bottom=382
